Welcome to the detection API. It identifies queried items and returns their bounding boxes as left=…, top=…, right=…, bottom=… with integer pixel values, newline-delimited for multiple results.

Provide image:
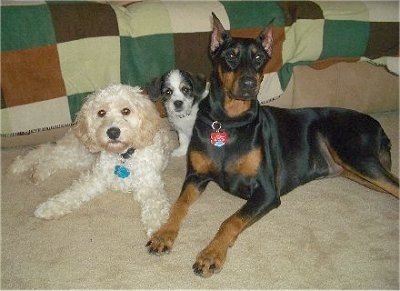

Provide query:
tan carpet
left=1, top=111, right=399, bottom=289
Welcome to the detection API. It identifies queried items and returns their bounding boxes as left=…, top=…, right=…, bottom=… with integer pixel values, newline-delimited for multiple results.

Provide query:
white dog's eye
left=97, top=110, right=106, bottom=117
left=121, top=108, right=131, bottom=116
left=165, top=89, right=172, bottom=96
left=182, top=87, right=190, bottom=94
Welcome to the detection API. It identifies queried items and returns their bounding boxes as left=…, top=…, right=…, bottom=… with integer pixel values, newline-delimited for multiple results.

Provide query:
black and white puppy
left=148, top=69, right=209, bottom=157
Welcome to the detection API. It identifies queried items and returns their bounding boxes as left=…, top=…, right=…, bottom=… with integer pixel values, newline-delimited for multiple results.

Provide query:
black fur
left=147, top=13, right=399, bottom=278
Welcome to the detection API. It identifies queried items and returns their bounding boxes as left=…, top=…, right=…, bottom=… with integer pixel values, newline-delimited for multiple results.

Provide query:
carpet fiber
left=1, top=111, right=398, bottom=289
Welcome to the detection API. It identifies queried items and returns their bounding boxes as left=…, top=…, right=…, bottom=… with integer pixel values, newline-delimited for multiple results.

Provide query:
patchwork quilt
left=1, top=1, right=398, bottom=142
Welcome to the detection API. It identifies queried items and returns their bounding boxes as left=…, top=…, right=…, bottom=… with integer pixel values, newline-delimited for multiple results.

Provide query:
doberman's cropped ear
left=147, top=76, right=163, bottom=101
left=257, top=20, right=274, bottom=58
left=210, top=12, right=231, bottom=56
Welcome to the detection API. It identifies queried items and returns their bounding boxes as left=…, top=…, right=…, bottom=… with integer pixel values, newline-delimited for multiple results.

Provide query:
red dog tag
left=210, top=121, right=227, bottom=147
left=210, top=131, right=227, bottom=147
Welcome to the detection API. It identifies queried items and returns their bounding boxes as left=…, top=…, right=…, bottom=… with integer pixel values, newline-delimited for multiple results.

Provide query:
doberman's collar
left=197, top=101, right=260, bottom=130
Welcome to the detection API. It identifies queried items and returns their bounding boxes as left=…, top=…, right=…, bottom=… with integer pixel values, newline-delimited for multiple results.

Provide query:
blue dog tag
left=114, top=165, right=130, bottom=178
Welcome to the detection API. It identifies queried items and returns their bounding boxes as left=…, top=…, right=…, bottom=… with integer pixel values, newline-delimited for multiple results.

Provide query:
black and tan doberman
left=147, top=13, right=399, bottom=277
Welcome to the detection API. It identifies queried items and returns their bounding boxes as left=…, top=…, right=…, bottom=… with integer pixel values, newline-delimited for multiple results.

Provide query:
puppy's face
left=74, top=84, right=161, bottom=153
left=149, top=70, right=208, bottom=118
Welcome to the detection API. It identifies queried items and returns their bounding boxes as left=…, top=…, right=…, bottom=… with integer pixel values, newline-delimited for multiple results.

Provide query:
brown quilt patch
left=365, top=22, right=400, bottom=59
left=174, top=32, right=212, bottom=78
left=48, top=2, right=119, bottom=43
left=1, top=45, right=66, bottom=107
left=279, top=1, right=324, bottom=26
left=310, top=57, right=360, bottom=70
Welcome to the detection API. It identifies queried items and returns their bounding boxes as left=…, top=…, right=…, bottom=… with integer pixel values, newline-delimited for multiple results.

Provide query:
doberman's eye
left=97, top=110, right=106, bottom=117
left=224, top=49, right=240, bottom=70
left=253, top=52, right=266, bottom=68
left=227, top=51, right=237, bottom=61
left=121, top=108, right=130, bottom=115
left=254, top=53, right=264, bottom=62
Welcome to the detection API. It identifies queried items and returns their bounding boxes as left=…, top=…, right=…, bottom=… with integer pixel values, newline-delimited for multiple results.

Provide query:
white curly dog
left=9, top=84, right=174, bottom=236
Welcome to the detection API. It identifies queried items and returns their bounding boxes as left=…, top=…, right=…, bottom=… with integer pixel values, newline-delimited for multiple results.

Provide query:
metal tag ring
left=211, top=121, right=222, bottom=131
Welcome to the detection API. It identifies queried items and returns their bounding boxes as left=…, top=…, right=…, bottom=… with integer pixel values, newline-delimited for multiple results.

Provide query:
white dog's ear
left=73, top=103, right=102, bottom=153
left=135, top=97, right=163, bottom=148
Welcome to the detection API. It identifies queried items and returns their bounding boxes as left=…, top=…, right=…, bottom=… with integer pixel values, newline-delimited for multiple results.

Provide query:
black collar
left=197, top=101, right=260, bottom=130
left=121, top=148, right=135, bottom=159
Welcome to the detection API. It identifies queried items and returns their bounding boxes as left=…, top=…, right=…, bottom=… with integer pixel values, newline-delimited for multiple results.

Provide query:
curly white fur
left=9, top=84, right=174, bottom=236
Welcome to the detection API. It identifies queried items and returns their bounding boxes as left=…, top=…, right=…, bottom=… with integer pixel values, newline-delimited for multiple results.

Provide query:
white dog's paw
left=171, top=146, right=187, bottom=157
left=9, top=156, right=52, bottom=184
left=141, top=201, right=170, bottom=237
left=34, top=200, right=72, bottom=220
left=30, top=169, right=49, bottom=185
left=144, top=220, right=165, bottom=238
left=8, top=156, right=30, bottom=175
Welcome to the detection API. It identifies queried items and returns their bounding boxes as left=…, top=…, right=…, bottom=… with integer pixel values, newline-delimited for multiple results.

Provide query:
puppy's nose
left=174, top=100, right=183, bottom=109
left=106, top=127, right=121, bottom=140
left=240, top=76, right=256, bottom=90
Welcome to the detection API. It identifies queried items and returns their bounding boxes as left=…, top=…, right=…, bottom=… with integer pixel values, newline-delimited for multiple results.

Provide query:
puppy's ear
left=147, top=77, right=162, bottom=101
left=191, top=73, right=209, bottom=100
left=145, top=77, right=167, bottom=118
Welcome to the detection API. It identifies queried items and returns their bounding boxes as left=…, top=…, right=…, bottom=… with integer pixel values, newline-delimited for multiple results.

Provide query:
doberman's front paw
left=146, top=228, right=178, bottom=255
left=192, top=245, right=228, bottom=278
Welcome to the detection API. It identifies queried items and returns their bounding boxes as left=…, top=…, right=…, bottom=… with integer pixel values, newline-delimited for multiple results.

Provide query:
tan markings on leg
left=193, top=213, right=249, bottom=277
left=327, top=145, right=399, bottom=198
left=214, top=213, right=249, bottom=247
left=147, top=183, right=201, bottom=253
left=317, top=134, right=344, bottom=175
left=190, top=150, right=217, bottom=175
left=227, top=147, right=262, bottom=177
left=169, top=183, right=201, bottom=226
left=341, top=170, right=399, bottom=198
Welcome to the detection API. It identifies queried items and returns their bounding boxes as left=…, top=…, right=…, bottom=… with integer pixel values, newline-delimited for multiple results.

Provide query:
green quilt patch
left=320, top=20, right=369, bottom=59
left=67, top=92, right=90, bottom=122
left=1, top=4, right=56, bottom=51
left=120, top=34, right=175, bottom=86
left=221, top=1, right=284, bottom=28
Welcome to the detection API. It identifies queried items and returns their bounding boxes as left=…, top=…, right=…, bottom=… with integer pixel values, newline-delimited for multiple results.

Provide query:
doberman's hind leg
left=324, top=118, right=399, bottom=198
left=330, top=146, right=399, bottom=198
left=340, top=164, right=399, bottom=198
left=344, top=134, right=398, bottom=198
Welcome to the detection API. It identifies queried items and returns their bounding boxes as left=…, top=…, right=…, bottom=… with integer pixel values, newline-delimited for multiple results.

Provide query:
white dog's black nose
left=107, top=127, right=121, bottom=140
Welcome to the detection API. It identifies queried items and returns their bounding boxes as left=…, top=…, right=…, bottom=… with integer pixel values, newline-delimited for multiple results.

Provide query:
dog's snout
left=106, top=127, right=121, bottom=140
left=240, top=76, right=256, bottom=90
left=174, top=100, right=184, bottom=109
